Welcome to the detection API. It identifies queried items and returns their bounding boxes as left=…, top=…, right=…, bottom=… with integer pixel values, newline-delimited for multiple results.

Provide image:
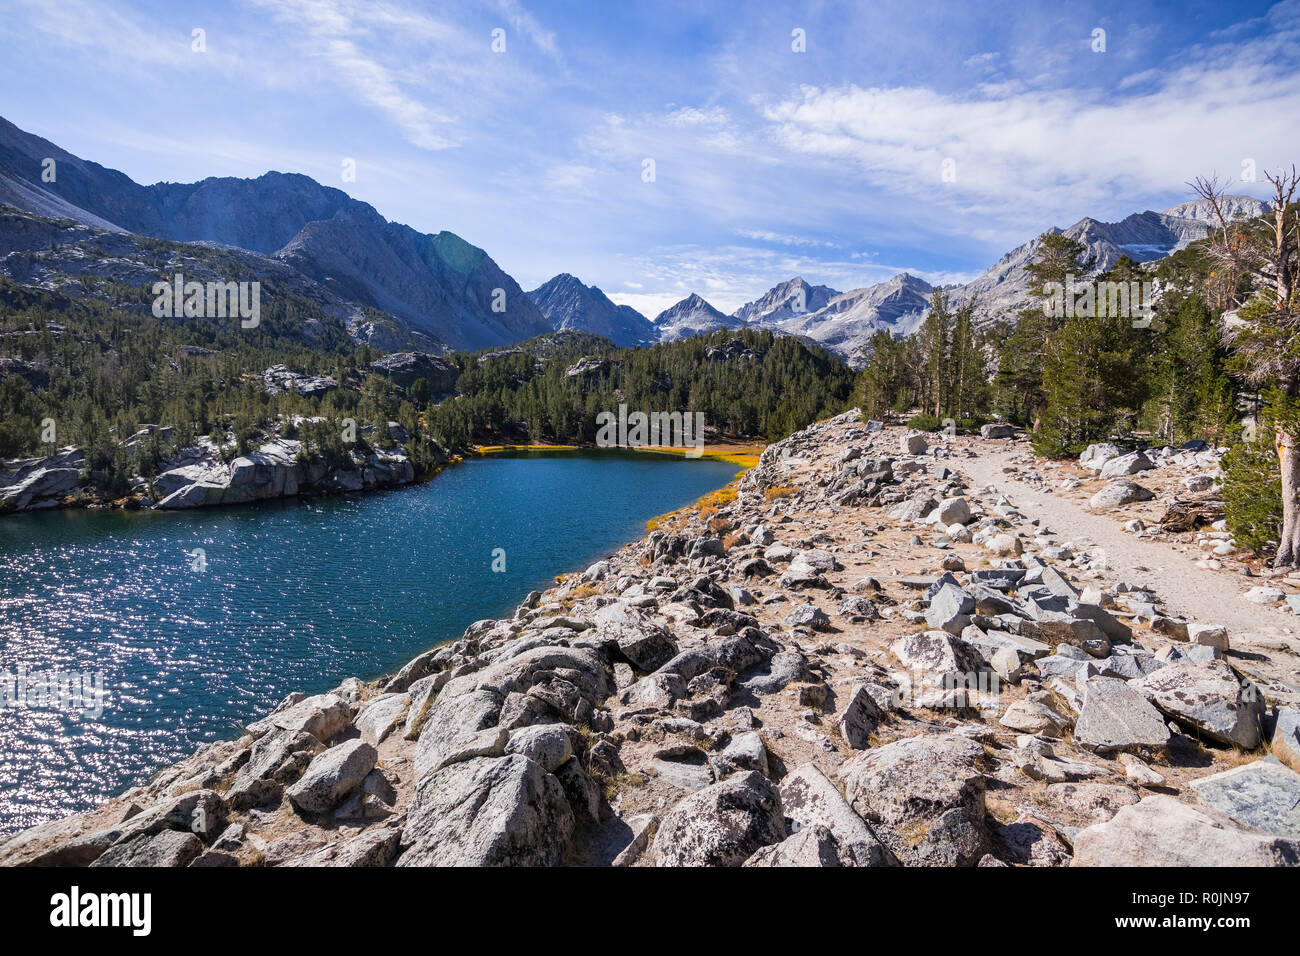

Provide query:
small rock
left=1189, top=758, right=1300, bottom=838
left=1118, top=753, right=1166, bottom=787
left=786, top=604, right=830, bottom=630
left=1188, top=624, right=1230, bottom=652
left=355, top=693, right=409, bottom=746
left=1135, top=660, right=1265, bottom=749
left=1074, top=677, right=1171, bottom=754
left=837, top=684, right=883, bottom=749
left=984, top=533, right=1023, bottom=556
left=901, top=432, right=929, bottom=455
left=1272, top=706, right=1300, bottom=773
left=286, top=740, right=378, bottom=815
left=1244, top=586, right=1285, bottom=605
left=1089, top=480, right=1155, bottom=511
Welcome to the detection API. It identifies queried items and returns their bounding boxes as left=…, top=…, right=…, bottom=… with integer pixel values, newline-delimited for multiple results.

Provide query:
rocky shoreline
left=3, top=408, right=1299, bottom=867
left=0, top=422, right=430, bottom=515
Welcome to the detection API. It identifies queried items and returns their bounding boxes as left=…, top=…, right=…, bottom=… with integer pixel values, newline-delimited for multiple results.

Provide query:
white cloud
left=760, top=14, right=1300, bottom=226
left=735, top=229, right=836, bottom=248
left=607, top=292, right=687, bottom=318
left=8, top=0, right=557, bottom=153
left=248, top=0, right=467, bottom=150
left=665, top=105, right=731, bottom=127
left=542, top=163, right=604, bottom=197
left=963, top=51, right=1000, bottom=70
left=488, top=0, right=563, bottom=63
left=10, top=0, right=258, bottom=77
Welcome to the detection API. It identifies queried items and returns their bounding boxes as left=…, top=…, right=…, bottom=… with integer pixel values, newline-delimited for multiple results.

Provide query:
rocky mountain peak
left=733, top=276, right=841, bottom=327
left=1163, top=195, right=1270, bottom=223
left=654, top=293, right=739, bottom=343
left=527, top=273, right=655, bottom=347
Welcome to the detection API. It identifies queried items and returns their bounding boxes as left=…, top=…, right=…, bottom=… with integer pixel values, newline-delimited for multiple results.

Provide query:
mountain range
left=772, top=274, right=933, bottom=357
left=0, top=115, right=1272, bottom=364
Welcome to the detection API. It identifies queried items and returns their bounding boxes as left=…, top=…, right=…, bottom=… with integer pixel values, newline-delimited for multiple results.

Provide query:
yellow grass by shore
left=473, top=441, right=764, bottom=471
left=629, top=444, right=763, bottom=471
left=474, top=443, right=582, bottom=453
left=639, top=443, right=764, bottom=532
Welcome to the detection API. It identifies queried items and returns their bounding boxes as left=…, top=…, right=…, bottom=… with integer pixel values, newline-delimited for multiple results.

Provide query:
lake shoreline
left=0, top=413, right=853, bottom=867
left=1, top=434, right=765, bottom=520
left=0, top=450, right=748, bottom=838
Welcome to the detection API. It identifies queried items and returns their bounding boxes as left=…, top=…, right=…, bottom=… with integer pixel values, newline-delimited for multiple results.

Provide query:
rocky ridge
left=0, top=117, right=551, bottom=352
left=732, top=276, right=840, bottom=327
left=4, top=410, right=1299, bottom=867
left=954, top=197, right=1271, bottom=326
left=775, top=273, right=934, bottom=366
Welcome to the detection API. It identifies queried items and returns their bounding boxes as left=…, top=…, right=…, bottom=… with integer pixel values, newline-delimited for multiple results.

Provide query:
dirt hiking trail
left=957, top=439, right=1300, bottom=698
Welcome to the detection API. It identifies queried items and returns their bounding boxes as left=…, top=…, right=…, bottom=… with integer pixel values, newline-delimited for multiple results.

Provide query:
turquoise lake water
left=0, top=451, right=739, bottom=836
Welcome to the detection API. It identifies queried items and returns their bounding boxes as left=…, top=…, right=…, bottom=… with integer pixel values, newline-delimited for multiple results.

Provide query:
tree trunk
left=1276, top=430, right=1300, bottom=568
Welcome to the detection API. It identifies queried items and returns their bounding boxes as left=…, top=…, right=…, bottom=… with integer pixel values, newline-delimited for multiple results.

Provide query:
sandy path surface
left=955, top=440, right=1300, bottom=676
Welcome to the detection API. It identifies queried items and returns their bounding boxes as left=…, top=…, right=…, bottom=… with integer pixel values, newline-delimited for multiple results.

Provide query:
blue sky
left=2, top=0, right=1297, bottom=315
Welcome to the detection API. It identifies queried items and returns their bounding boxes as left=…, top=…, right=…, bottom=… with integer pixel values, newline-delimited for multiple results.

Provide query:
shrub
left=1223, top=434, right=1282, bottom=554
left=907, top=413, right=941, bottom=432
left=1030, top=427, right=1091, bottom=460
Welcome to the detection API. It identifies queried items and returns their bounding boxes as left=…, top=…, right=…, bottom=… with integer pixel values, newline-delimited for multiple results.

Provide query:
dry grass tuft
left=764, top=485, right=799, bottom=500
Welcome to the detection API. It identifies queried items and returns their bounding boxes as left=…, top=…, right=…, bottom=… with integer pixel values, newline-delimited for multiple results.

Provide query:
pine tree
left=1142, top=294, right=1235, bottom=444
left=853, top=330, right=907, bottom=419
left=1034, top=259, right=1147, bottom=456
left=990, top=319, right=1041, bottom=425
left=1223, top=426, right=1282, bottom=553
left=1192, top=169, right=1300, bottom=566
left=992, top=232, right=1091, bottom=431
left=915, top=290, right=951, bottom=417
left=949, top=301, right=986, bottom=422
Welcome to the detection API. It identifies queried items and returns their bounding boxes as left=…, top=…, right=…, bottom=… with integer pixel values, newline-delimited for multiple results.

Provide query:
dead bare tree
left=1191, top=168, right=1300, bottom=565
left=1189, top=174, right=1246, bottom=310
